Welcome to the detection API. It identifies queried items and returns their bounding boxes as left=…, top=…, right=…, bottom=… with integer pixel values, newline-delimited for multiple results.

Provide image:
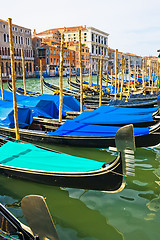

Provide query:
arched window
left=16, top=36, right=18, bottom=44
left=4, top=34, right=6, bottom=42
left=5, top=47, right=7, bottom=55
left=19, top=49, right=21, bottom=57
left=8, top=48, right=10, bottom=56
left=7, top=34, right=9, bottom=43
left=15, top=62, right=17, bottom=72
left=2, top=47, right=4, bottom=55
left=1, top=62, right=4, bottom=73
left=21, top=37, right=23, bottom=44
left=17, top=49, right=19, bottom=56
left=0, top=48, right=1, bottom=56
left=6, top=62, right=9, bottom=76
left=26, top=62, right=28, bottom=72
left=29, top=62, right=32, bottom=72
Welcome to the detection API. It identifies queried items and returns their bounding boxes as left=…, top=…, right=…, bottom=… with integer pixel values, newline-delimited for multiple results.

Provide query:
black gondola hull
left=0, top=156, right=124, bottom=192
left=0, top=127, right=159, bottom=148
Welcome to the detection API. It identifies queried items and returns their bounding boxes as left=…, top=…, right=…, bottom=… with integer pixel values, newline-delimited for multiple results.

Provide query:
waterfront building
left=108, top=48, right=124, bottom=73
left=143, top=56, right=159, bottom=68
left=35, top=25, right=109, bottom=72
left=108, top=48, right=143, bottom=73
left=32, top=37, right=75, bottom=76
left=124, top=53, right=142, bottom=70
left=65, top=41, right=90, bottom=73
left=0, top=19, right=34, bottom=78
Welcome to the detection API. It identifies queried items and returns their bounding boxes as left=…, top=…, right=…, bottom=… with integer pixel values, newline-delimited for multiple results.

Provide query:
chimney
left=33, top=29, right=36, bottom=36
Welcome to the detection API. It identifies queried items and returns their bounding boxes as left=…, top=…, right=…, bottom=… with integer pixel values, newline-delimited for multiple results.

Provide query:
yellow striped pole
left=59, top=33, right=64, bottom=122
left=99, top=56, right=103, bottom=107
left=79, top=29, right=83, bottom=113
left=8, top=18, right=20, bottom=140
left=21, top=48, right=27, bottom=95
left=0, top=56, right=4, bottom=100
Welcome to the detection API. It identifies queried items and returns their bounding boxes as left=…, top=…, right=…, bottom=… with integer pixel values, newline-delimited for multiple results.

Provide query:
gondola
left=7, top=81, right=40, bottom=96
left=0, top=117, right=160, bottom=148
left=0, top=125, right=135, bottom=192
left=43, top=77, right=80, bottom=98
left=0, top=195, right=59, bottom=240
left=108, top=99, right=158, bottom=108
left=0, top=93, right=160, bottom=147
left=2, top=78, right=12, bottom=82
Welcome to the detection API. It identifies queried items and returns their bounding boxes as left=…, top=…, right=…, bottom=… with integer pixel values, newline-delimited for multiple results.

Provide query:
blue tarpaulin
left=47, top=120, right=150, bottom=137
left=0, top=100, right=33, bottom=128
left=72, top=105, right=157, bottom=125
left=0, top=90, right=83, bottom=119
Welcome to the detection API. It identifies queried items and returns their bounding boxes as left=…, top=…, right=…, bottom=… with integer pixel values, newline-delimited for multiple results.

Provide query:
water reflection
left=0, top=175, right=123, bottom=240
left=1, top=78, right=160, bottom=239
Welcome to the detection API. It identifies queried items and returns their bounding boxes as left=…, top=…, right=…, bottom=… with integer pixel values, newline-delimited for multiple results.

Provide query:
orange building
left=65, top=41, right=90, bottom=72
left=143, top=56, right=159, bottom=68
left=32, top=37, right=75, bottom=76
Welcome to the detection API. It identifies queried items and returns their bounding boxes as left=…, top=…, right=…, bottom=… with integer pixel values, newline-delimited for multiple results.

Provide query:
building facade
left=0, top=19, right=34, bottom=78
left=35, top=25, right=109, bottom=73
left=65, top=41, right=90, bottom=73
left=32, top=38, right=75, bottom=76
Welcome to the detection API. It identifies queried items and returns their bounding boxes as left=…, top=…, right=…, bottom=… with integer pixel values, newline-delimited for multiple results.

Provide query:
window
left=7, top=34, right=9, bottom=43
left=92, top=45, right=94, bottom=54
left=21, top=37, right=23, bottom=44
left=91, top=33, right=94, bottom=41
left=4, top=34, right=6, bottom=42
left=15, top=27, right=17, bottom=32
left=3, top=25, right=6, bottom=29
left=20, top=29, right=23, bottom=33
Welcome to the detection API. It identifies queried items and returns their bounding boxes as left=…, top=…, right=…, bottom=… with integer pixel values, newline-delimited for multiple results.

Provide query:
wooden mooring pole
left=99, top=56, right=103, bottom=107
left=79, top=29, right=83, bottom=113
left=8, top=18, right=20, bottom=140
left=0, top=56, right=4, bottom=100
left=114, top=49, right=118, bottom=100
left=40, top=59, right=43, bottom=95
left=21, top=48, right=27, bottom=95
left=59, top=33, right=64, bottom=122
left=97, top=59, right=99, bottom=91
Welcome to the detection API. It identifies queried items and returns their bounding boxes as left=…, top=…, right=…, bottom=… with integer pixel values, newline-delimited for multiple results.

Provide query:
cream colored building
left=36, top=25, right=109, bottom=73
left=0, top=19, right=34, bottom=77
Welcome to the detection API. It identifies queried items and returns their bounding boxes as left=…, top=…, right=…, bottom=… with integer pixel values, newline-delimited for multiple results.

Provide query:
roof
left=0, top=18, right=31, bottom=31
left=37, top=26, right=87, bottom=36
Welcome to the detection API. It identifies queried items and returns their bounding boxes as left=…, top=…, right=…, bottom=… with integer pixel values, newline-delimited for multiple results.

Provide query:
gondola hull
left=0, top=156, right=124, bottom=192
left=0, top=124, right=136, bottom=192
left=0, top=126, right=159, bottom=148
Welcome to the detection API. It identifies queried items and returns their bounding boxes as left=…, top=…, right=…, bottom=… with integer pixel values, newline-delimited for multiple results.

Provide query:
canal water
left=1, top=77, right=160, bottom=240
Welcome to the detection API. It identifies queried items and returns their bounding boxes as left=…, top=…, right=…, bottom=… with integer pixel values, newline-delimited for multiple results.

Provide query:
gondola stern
left=115, top=124, right=135, bottom=178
